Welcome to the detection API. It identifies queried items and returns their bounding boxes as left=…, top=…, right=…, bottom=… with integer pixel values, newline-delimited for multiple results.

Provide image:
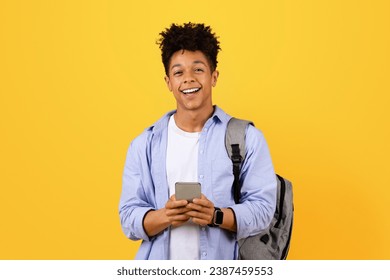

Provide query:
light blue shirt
left=119, top=106, right=277, bottom=260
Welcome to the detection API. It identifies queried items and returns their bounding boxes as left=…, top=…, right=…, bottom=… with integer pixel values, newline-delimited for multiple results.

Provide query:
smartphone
left=175, top=182, right=201, bottom=202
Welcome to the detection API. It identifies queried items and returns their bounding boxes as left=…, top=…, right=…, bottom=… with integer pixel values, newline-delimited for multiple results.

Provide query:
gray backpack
left=225, top=117, right=294, bottom=260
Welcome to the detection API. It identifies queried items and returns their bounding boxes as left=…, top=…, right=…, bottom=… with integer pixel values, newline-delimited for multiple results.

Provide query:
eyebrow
left=170, top=60, right=207, bottom=70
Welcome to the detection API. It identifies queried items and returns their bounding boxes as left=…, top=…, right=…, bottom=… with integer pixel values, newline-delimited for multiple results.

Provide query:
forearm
left=143, top=208, right=171, bottom=237
left=220, top=207, right=237, bottom=232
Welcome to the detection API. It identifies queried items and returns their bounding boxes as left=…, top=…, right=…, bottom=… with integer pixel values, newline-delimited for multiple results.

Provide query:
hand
left=185, top=194, right=215, bottom=226
left=143, top=195, right=190, bottom=237
left=165, top=195, right=191, bottom=227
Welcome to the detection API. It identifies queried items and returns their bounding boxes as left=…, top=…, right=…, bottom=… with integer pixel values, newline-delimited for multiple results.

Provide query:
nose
left=183, top=72, right=195, bottom=84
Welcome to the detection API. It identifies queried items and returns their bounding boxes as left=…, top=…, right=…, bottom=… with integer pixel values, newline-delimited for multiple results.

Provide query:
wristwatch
left=209, top=207, right=224, bottom=227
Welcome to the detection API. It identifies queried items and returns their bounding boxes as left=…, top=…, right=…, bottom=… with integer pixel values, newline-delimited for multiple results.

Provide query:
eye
left=195, top=68, right=204, bottom=73
left=173, top=70, right=183, bottom=76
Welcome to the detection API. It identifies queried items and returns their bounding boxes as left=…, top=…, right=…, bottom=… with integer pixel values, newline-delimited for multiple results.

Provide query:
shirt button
left=200, top=150, right=204, bottom=154
left=199, top=175, right=204, bottom=179
left=202, top=252, right=207, bottom=257
left=201, top=227, right=206, bottom=231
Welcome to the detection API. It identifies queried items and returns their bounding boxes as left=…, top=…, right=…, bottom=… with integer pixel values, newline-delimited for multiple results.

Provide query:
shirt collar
left=211, top=105, right=231, bottom=124
left=148, top=105, right=232, bottom=134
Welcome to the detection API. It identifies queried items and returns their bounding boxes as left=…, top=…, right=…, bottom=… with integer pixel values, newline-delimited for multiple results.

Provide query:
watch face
left=214, top=210, right=224, bottom=225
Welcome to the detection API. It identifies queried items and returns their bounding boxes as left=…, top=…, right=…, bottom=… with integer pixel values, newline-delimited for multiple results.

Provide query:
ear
left=164, top=76, right=172, bottom=92
left=212, top=70, right=219, bottom=87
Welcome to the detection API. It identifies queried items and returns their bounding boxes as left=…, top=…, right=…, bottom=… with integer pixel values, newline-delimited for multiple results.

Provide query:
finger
left=170, top=213, right=191, bottom=226
left=166, top=207, right=191, bottom=217
left=192, top=195, right=214, bottom=208
left=170, top=195, right=191, bottom=204
left=166, top=199, right=188, bottom=209
left=171, top=213, right=191, bottom=221
left=188, top=201, right=214, bottom=213
left=185, top=203, right=204, bottom=212
left=185, top=210, right=212, bottom=221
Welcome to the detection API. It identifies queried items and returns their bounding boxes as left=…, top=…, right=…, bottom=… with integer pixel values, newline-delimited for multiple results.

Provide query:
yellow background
left=1, top=0, right=389, bottom=259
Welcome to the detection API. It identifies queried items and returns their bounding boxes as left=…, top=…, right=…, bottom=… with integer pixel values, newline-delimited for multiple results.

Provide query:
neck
left=174, top=106, right=214, bottom=132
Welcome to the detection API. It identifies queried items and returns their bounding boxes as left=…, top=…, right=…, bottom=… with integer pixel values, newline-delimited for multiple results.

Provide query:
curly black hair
left=157, top=22, right=221, bottom=76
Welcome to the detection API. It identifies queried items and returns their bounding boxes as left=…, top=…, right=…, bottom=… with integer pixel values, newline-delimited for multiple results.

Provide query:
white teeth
left=182, top=88, right=200, bottom=94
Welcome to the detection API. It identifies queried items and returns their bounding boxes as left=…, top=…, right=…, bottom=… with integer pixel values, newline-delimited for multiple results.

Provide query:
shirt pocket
left=211, top=158, right=235, bottom=205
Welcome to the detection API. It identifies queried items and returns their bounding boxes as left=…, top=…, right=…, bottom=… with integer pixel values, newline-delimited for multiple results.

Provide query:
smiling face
left=164, top=50, right=219, bottom=115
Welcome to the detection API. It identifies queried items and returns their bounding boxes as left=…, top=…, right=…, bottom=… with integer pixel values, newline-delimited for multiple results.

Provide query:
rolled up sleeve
left=119, top=135, right=155, bottom=242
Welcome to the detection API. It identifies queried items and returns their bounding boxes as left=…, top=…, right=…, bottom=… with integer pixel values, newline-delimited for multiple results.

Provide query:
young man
left=119, top=23, right=276, bottom=260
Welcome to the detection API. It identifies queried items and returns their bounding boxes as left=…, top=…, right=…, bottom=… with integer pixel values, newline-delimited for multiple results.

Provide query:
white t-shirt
left=166, top=115, right=200, bottom=260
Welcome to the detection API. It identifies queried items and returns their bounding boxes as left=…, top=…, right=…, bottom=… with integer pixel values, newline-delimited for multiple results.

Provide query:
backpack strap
left=225, top=118, right=253, bottom=204
left=275, top=174, right=286, bottom=228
